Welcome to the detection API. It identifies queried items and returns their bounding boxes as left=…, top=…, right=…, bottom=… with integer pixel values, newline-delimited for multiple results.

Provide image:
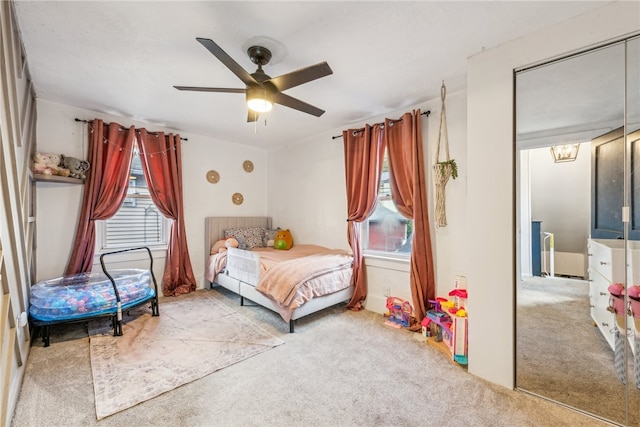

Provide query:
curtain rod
left=331, top=110, right=431, bottom=140
left=74, top=118, right=188, bottom=141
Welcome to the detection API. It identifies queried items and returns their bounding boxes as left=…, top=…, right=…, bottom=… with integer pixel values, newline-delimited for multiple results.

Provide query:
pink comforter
left=255, top=247, right=353, bottom=321
left=207, top=245, right=354, bottom=322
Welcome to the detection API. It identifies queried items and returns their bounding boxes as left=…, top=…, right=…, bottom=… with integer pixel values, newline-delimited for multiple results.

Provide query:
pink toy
left=448, top=288, right=468, bottom=298
left=384, top=296, right=413, bottom=328
left=628, top=285, right=640, bottom=300
left=608, top=282, right=625, bottom=296
left=421, top=317, right=432, bottom=337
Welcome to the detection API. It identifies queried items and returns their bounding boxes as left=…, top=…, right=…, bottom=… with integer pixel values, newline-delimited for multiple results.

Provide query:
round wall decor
left=232, top=192, right=244, bottom=205
left=206, top=170, right=220, bottom=184
left=243, top=160, right=254, bottom=173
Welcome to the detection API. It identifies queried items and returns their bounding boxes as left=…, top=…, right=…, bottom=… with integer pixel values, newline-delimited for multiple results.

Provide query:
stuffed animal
left=31, top=152, right=70, bottom=177
left=273, top=229, right=293, bottom=250
left=210, top=237, right=239, bottom=254
left=60, top=155, right=90, bottom=179
left=263, top=228, right=281, bottom=247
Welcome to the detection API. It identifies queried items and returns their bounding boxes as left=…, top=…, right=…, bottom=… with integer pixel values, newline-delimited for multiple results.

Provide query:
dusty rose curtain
left=65, top=120, right=135, bottom=274
left=137, top=129, right=196, bottom=296
left=342, top=124, right=385, bottom=309
left=385, top=110, right=435, bottom=325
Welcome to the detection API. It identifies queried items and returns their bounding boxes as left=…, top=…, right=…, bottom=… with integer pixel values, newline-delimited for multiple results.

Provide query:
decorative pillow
left=224, top=227, right=265, bottom=249
left=263, top=228, right=281, bottom=247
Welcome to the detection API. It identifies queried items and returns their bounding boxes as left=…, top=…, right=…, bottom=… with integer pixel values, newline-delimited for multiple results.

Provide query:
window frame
left=361, top=148, right=412, bottom=261
left=94, top=147, right=171, bottom=254
left=96, top=210, right=171, bottom=253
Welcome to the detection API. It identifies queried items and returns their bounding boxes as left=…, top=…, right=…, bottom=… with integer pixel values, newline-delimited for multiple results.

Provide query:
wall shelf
left=32, top=173, right=84, bottom=184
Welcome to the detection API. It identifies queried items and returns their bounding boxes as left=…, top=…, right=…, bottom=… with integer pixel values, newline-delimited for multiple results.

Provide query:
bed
left=205, top=216, right=354, bottom=332
left=29, top=246, right=160, bottom=347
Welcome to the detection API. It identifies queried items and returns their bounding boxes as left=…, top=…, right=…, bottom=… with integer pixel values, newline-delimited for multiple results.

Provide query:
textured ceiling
left=516, top=39, right=640, bottom=148
left=13, top=1, right=610, bottom=149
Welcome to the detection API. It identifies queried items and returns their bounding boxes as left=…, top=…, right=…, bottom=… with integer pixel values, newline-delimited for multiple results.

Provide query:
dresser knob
left=600, top=261, right=608, bottom=265
left=602, top=322, right=609, bottom=327
left=600, top=292, right=607, bottom=296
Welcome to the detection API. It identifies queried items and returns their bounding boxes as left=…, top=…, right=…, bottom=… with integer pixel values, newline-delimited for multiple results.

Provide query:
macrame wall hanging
left=433, top=82, right=458, bottom=227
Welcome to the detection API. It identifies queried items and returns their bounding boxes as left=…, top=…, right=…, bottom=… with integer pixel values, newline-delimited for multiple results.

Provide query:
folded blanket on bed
left=206, top=252, right=227, bottom=283
left=255, top=249, right=353, bottom=317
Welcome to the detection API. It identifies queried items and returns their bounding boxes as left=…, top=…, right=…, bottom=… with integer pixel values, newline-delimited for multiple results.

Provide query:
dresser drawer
left=589, top=269, right=616, bottom=350
left=589, top=268, right=611, bottom=304
left=588, top=239, right=625, bottom=282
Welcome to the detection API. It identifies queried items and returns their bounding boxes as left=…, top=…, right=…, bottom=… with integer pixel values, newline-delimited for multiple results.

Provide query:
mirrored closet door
left=515, top=35, right=639, bottom=426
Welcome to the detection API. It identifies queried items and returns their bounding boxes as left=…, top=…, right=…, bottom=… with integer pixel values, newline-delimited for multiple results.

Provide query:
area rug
left=88, top=291, right=284, bottom=420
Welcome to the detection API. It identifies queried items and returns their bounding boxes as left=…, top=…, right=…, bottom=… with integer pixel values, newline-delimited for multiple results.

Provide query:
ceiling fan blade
left=196, top=37, right=257, bottom=86
left=272, top=92, right=325, bottom=117
left=269, top=62, right=333, bottom=92
left=173, top=86, right=246, bottom=93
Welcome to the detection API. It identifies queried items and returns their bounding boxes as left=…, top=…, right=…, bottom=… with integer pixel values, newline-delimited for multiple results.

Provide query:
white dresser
left=587, top=239, right=637, bottom=351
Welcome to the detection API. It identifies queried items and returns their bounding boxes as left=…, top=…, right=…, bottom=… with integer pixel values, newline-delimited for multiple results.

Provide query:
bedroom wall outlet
left=384, top=287, right=390, bottom=297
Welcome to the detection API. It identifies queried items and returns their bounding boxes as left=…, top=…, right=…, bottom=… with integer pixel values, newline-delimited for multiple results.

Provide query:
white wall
left=467, top=1, right=639, bottom=388
left=530, top=143, right=590, bottom=255
left=519, top=151, right=532, bottom=276
left=34, top=100, right=268, bottom=292
left=266, top=89, right=469, bottom=314
left=529, top=143, right=590, bottom=277
left=430, top=90, right=468, bottom=293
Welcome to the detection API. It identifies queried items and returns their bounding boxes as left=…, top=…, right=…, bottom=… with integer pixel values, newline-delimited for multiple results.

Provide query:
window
left=362, top=150, right=413, bottom=257
left=99, top=148, right=170, bottom=250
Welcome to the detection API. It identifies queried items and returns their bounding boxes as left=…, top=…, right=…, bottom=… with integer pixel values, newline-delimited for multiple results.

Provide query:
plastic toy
left=421, top=317, right=432, bottom=337
left=384, top=296, right=413, bottom=328
left=608, top=282, right=624, bottom=296
left=628, top=285, right=640, bottom=299
left=448, top=288, right=468, bottom=298
left=426, top=286, right=468, bottom=366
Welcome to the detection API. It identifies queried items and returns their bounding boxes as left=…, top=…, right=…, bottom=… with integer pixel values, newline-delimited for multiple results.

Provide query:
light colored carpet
left=88, top=291, right=283, bottom=420
left=12, top=288, right=609, bottom=427
left=517, top=276, right=639, bottom=425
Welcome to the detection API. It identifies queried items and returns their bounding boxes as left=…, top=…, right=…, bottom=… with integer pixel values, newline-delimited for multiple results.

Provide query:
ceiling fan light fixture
left=175, top=38, right=331, bottom=119
left=246, top=87, right=273, bottom=113
left=550, top=144, right=580, bottom=163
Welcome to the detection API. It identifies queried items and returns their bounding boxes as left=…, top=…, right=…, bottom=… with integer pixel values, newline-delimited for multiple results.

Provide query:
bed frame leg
left=289, top=320, right=294, bottom=333
left=241, top=296, right=244, bottom=306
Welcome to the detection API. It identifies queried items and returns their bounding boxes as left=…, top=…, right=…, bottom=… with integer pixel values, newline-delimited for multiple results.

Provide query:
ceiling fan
left=174, top=38, right=333, bottom=122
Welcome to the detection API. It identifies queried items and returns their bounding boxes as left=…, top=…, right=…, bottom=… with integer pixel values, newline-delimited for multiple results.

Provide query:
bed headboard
left=204, top=216, right=272, bottom=260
